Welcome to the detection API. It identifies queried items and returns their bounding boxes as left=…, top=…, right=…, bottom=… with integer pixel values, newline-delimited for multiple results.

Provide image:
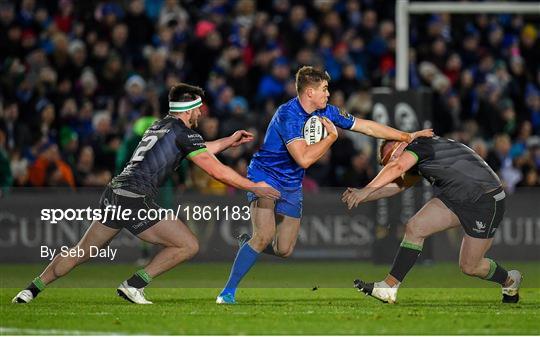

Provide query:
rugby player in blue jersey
left=216, top=66, right=434, bottom=304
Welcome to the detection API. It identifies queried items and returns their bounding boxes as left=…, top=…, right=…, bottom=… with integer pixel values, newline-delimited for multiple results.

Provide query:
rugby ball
left=303, top=116, right=328, bottom=145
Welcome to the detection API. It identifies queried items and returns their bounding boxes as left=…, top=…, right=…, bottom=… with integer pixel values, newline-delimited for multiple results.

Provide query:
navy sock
left=25, top=277, right=45, bottom=297
left=127, top=269, right=152, bottom=288
left=221, top=243, right=259, bottom=296
left=484, top=259, right=508, bottom=285
left=240, top=234, right=275, bottom=256
left=389, top=241, right=423, bottom=283
left=262, top=242, right=276, bottom=256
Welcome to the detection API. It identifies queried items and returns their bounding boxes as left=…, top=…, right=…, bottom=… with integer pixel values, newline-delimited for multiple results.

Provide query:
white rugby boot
left=117, top=281, right=153, bottom=304
left=12, top=290, right=34, bottom=304
left=354, top=279, right=398, bottom=304
left=502, top=270, right=522, bottom=303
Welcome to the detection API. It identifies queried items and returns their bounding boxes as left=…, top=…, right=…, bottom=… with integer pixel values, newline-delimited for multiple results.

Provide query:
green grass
left=1, top=262, right=539, bottom=335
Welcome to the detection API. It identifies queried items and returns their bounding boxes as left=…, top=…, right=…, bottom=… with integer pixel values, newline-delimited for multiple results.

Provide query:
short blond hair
left=295, top=66, right=330, bottom=95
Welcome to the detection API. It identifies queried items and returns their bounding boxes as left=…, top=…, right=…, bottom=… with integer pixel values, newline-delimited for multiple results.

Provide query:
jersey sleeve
left=276, top=109, right=305, bottom=145
left=325, top=105, right=355, bottom=130
left=404, top=138, right=434, bottom=163
left=176, top=127, right=208, bottom=159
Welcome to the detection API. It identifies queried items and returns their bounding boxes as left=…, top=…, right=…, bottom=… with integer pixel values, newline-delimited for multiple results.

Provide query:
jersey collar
left=294, top=97, right=312, bottom=117
left=165, top=114, right=188, bottom=128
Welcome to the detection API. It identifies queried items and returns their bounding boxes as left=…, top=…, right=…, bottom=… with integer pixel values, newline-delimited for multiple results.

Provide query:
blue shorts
left=246, top=168, right=303, bottom=219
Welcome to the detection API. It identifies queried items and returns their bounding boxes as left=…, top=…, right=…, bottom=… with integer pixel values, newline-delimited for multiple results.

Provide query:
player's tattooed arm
left=286, top=117, right=338, bottom=169
left=205, top=130, right=254, bottom=155
left=351, top=118, right=433, bottom=143
left=342, top=151, right=419, bottom=209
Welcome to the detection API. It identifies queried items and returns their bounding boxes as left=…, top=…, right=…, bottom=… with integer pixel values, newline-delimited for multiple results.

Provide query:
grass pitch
left=1, top=261, right=539, bottom=335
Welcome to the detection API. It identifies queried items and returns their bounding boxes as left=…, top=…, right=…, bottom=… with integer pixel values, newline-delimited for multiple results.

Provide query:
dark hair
left=168, top=83, right=205, bottom=102
left=295, top=66, right=330, bottom=94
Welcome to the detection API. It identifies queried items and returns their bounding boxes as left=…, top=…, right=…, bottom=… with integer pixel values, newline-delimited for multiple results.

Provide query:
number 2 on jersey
left=131, top=135, right=159, bottom=162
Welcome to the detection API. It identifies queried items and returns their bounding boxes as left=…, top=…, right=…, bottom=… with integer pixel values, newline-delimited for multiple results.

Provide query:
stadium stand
left=1, top=0, right=539, bottom=195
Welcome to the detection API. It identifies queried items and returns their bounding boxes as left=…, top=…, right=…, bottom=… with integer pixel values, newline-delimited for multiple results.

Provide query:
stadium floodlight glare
left=396, top=0, right=540, bottom=90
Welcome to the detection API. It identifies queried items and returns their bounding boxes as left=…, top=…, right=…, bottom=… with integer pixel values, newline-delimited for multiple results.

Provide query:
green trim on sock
left=136, top=269, right=152, bottom=283
left=400, top=241, right=423, bottom=252
left=485, top=258, right=497, bottom=279
left=33, top=277, right=46, bottom=291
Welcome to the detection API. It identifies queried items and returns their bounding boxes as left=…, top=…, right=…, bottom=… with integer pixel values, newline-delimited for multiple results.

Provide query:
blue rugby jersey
left=248, top=97, right=355, bottom=188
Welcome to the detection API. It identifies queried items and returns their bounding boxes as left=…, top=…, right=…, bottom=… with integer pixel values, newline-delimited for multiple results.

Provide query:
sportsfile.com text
left=40, top=205, right=251, bottom=224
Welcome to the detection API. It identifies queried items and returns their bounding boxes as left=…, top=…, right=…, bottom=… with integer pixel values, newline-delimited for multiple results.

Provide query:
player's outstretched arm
left=342, top=151, right=419, bottom=209
left=351, top=118, right=433, bottom=143
left=286, top=117, right=338, bottom=169
left=205, top=130, right=254, bottom=155
left=189, top=151, right=280, bottom=200
left=343, top=173, right=421, bottom=206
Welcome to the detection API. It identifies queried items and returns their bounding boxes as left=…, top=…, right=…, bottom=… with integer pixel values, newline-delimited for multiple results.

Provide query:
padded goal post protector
left=370, top=88, right=433, bottom=264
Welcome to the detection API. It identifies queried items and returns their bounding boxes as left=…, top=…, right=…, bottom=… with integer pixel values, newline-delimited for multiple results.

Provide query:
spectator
left=9, top=149, right=29, bottom=187
left=0, top=1, right=538, bottom=192
left=0, top=129, right=13, bottom=196
left=118, top=74, right=147, bottom=123
left=341, top=152, right=374, bottom=187
left=256, top=56, right=290, bottom=102
left=28, top=142, right=75, bottom=188
left=89, top=111, right=118, bottom=170
left=470, top=138, right=488, bottom=160
left=487, top=134, right=522, bottom=192
left=510, top=121, right=533, bottom=159
left=525, top=84, right=540, bottom=134
left=0, top=100, right=32, bottom=152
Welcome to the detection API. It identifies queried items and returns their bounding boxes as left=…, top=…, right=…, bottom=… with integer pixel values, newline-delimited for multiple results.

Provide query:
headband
left=169, top=97, right=202, bottom=112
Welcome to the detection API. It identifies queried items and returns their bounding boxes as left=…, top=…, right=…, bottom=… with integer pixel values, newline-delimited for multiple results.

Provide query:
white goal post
left=396, top=0, right=540, bottom=90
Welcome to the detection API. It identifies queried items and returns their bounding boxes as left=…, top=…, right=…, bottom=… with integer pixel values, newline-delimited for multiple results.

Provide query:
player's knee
left=184, top=237, right=199, bottom=258
left=274, top=241, right=295, bottom=258
left=250, top=232, right=274, bottom=251
left=71, top=246, right=91, bottom=265
left=459, top=259, right=480, bottom=276
left=275, top=247, right=294, bottom=258
left=405, top=222, right=426, bottom=240
left=254, top=198, right=275, bottom=209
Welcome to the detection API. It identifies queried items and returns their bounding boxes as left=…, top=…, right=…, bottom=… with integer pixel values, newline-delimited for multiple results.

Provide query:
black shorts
left=439, top=187, right=506, bottom=239
left=98, top=186, right=163, bottom=235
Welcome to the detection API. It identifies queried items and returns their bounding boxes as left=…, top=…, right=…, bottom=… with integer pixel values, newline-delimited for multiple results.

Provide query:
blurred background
left=0, top=0, right=539, bottom=263
left=1, top=0, right=539, bottom=194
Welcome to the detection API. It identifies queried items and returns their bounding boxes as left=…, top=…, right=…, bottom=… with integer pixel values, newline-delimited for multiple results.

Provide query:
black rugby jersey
left=111, top=116, right=207, bottom=197
left=405, top=136, right=501, bottom=203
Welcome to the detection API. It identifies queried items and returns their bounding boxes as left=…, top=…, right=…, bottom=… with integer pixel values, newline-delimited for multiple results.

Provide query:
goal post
left=396, top=0, right=540, bottom=90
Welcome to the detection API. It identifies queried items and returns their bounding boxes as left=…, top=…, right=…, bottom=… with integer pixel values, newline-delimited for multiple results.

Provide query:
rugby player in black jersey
left=12, top=83, right=280, bottom=304
left=342, top=136, right=522, bottom=304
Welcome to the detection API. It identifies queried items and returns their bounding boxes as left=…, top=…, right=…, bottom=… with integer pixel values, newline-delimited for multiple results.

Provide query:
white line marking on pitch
left=0, top=326, right=121, bottom=335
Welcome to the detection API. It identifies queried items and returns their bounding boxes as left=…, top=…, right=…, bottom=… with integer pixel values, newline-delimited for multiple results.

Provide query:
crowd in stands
left=1, top=0, right=540, bottom=197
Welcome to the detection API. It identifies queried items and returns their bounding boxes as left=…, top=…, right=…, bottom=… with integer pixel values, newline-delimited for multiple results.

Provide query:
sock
left=127, top=269, right=152, bottom=288
left=25, top=277, right=45, bottom=297
left=389, top=241, right=423, bottom=283
left=221, top=243, right=259, bottom=296
left=240, top=234, right=276, bottom=256
left=483, top=259, right=509, bottom=285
